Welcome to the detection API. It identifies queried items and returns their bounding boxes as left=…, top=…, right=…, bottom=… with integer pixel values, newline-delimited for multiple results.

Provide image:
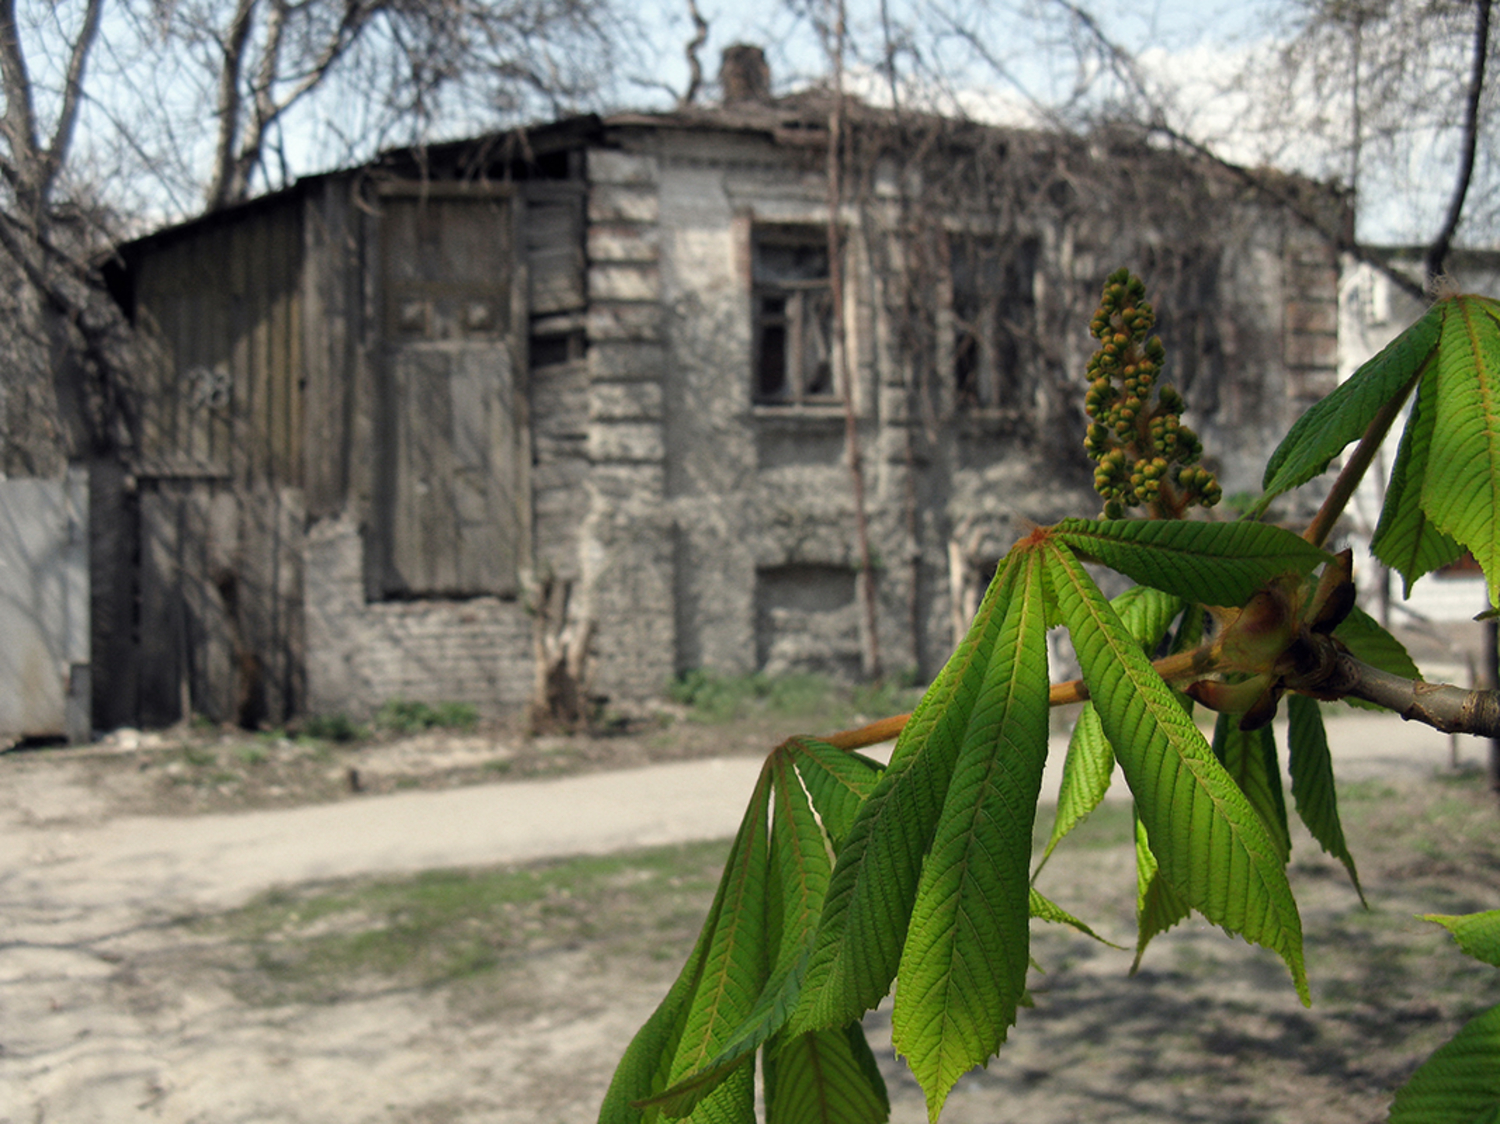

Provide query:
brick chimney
left=720, top=44, right=771, bottom=104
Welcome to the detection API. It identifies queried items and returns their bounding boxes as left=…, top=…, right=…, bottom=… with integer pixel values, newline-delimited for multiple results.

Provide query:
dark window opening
left=951, top=235, right=1038, bottom=412
left=753, top=227, right=838, bottom=406
left=530, top=330, right=584, bottom=369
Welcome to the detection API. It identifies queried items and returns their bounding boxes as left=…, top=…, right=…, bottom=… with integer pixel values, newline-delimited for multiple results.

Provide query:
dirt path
left=0, top=712, right=1488, bottom=1123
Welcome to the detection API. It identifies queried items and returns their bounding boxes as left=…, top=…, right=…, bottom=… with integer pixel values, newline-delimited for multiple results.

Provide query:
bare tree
left=678, top=0, right=710, bottom=107
left=1246, top=0, right=1497, bottom=281
left=0, top=0, right=137, bottom=469
left=805, top=0, right=1494, bottom=291
left=0, top=0, right=631, bottom=473
left=159, top=0, right=627, bottom=210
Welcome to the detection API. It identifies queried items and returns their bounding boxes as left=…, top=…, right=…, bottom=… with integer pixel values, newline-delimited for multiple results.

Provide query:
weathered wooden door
left=375, top=186, right=526, bottom=599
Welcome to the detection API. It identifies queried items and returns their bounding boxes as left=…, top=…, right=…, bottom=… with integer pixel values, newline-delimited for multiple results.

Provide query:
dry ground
left=3, top=709, right=1499, bottom=1123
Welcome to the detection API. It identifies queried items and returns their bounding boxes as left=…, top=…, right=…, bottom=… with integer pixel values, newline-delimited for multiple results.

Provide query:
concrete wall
left=297, top=126, right=1349, bottom=715
left=577, top=147, right=678, bottom=701
left=587, top=122, right=1348, bottom=690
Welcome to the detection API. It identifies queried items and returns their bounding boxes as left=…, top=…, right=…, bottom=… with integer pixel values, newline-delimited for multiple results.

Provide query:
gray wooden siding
left=373, top=187, right=528, bottom=599
left=133, top=201, right=305, bottom=485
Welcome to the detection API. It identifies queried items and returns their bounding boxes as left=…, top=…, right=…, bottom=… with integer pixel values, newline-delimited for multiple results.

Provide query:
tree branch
left=1302, top=359, right=1427, bottom=547
left=42, top=0, right=103, bottom=199
left=207, top=0, right=258, bottom=210
left=227, top=0, right=366, bottom=202
left=0, top=0, right=39, bottom=205
left=1016, top=0, right=1433, bottom=304
left=1424, top=0, right=1492, bottom=283
left=1142, top=120, right=1427, bottom=303
left=822, top=643, right=1500, bottom=749
left=678, top=0, right=707, bottom=107
left=1320, top=651, right=1500, bottom=737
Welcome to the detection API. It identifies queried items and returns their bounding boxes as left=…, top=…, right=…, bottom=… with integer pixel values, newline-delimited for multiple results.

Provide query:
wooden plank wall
left=133, top=201, right=306, bottom=485
left=374, top=187, right=526, bottom=600
left=134, top=478, right=304, bottom=727
left=127, top=196, right=310, bottom=726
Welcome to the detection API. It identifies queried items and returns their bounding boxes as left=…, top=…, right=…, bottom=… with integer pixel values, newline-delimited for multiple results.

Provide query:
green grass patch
left=375, top=699, right=480, bottom=735
left=667, top=669, right=923, bottom=728
left=301, top=713, right=369, bottom=742
left=234, top=744, right=269, bottom=767
left=192, top=839, right=732, bottom=1005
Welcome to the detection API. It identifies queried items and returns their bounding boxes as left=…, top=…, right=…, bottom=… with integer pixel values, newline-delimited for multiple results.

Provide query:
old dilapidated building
left=101, top=55, right=1345, bottom=727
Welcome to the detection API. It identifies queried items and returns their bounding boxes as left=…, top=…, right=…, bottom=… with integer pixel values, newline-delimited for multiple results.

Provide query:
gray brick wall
left=304, top=515, right=533, bottom=718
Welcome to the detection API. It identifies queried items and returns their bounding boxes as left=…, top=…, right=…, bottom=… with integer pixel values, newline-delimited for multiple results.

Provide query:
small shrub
left=301, top=713, right=368, bottom=743
left=375, top=699, right=480, bottom=734
left=234, top=744, right=269, bottom=766
left=667, top=670, right=768, bottom=723
left=432, top=701, right=479, bottom=730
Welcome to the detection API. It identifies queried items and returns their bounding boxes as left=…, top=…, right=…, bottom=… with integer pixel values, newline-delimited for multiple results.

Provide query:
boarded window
left=375, top=189, right=526, bottom=599
left=753, top=227, right=837, bottom=405
left=950, top=235, right=1038, bottom=411
left=755, top=564, right=861, bottom=679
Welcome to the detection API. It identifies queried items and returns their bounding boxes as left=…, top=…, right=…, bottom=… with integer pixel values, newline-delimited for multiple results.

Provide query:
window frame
left=947, top=233, right=1039, bottom=416
left=750, top=224, right=841, bottom=408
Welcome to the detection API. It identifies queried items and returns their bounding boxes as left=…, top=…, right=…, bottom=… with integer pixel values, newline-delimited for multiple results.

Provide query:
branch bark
left=824, top=648, right=1500, bottom=749
left=46, top=0, right=102, bottom=202
left=0, top=0, right=99, bottom=218
left=208, top=0, right=258, bottom=211
left=0, top=0, right=41, bottom=208
left=206, top=0, right=369, bottom=209
left=1320, top=652, right=1500, bottom=737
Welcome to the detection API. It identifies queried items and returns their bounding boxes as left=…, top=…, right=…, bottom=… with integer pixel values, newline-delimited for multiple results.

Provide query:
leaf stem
left=823, top=646, right=1500, bottom=751
left=1301, top=369, right=1423, bottom=548
left=822, top=648, right=1218, bottom=750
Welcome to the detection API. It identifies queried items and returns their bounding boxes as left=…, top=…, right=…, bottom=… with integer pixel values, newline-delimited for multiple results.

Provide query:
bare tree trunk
left=529, top=572, right=596, bottom=733
left=207, top=0, right=258, bottom=211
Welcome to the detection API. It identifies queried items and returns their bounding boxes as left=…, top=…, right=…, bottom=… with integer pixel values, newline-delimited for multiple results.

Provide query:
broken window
left=950, top=235, right=1039, bottom=411
left=753, top=227, right=837, bottom=405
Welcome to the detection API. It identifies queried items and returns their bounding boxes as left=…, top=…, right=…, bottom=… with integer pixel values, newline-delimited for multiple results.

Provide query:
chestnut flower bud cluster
left=1084, top=268, right=1221, bottom=519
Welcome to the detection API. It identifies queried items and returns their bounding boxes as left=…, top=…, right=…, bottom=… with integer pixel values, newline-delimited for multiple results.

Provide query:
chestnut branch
left=824, top=643, right=1500, bottom=752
